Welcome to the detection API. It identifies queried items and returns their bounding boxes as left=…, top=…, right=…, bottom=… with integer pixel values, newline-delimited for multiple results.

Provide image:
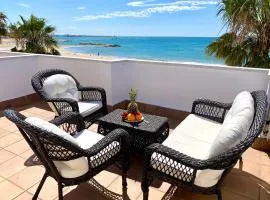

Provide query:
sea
left=56, top=35, right=223, bottom=64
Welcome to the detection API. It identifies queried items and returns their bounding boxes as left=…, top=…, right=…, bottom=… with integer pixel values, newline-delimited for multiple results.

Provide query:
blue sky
left=1, top=0, right=224, bottom=36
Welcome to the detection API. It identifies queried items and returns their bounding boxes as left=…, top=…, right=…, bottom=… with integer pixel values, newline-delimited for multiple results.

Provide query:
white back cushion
left=25, top=117, right=78, bottom=145
left=43, top=74, right=79, bottom=101
left=209, top=91, right=254, bottom=157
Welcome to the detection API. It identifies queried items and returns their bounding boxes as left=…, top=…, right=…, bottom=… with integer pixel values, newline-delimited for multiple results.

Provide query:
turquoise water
left=56, top=35, right=223, bottom=64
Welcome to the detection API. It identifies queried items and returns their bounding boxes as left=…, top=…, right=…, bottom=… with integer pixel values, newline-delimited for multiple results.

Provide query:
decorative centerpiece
left=122, top=88, right=143, bottom=122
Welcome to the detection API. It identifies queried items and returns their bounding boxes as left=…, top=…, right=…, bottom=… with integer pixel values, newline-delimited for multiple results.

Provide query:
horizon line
left=55, top=34, right=218, bottom=38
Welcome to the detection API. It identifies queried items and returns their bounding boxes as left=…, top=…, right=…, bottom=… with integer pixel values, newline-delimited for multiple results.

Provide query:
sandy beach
left=0, top=38, right=114, bottom=60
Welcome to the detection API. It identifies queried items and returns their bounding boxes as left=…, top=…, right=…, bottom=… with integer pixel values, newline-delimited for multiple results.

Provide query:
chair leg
left=217, top=189, right=222, bottom=200
left=141, top=175, right=150, bottom=200
left=122, top=172, right=127, bottom=189
left=58, top=183, right=63, bottom=200
left=32, top=173, right=48, bottom=200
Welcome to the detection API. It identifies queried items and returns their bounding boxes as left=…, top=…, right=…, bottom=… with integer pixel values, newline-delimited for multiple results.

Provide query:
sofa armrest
left=144, top=143, right=235, bottom=171
left=191, top=99, right=232, bottom=123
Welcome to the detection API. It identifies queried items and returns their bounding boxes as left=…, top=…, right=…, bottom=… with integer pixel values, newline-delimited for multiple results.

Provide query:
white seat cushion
left=163, top=114, right=222, bottom=159
left=151, top=114, right=224, bottom=187
left=78, top=101, right=103, bottom=117
left=209, top=91, right=254, bottom=157
left=74, top=129, right=121, bottom=168
left=43, top=74, right=79, bottom=101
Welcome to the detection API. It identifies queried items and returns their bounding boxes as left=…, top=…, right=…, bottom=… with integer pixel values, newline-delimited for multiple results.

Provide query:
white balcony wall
left=37, top=55, right=114, bottom=104
left=0, top=55, right=38, bottom=102
left=0, top=53, right=269, bottom=113
left=0, top=51, right=30, bottom=57
left=128, top=60, right=270, bottom=112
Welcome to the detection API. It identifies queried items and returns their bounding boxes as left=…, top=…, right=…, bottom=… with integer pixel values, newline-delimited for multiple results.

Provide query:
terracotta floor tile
left=24, top=107, right=46, bottom=115
left=222, top=188, right=254, bottom=200
left=0, top=128, right=10, bottom=138
left=259, top=183, right=270, bottom=200
left=107, top=176, right=142, bottom=200
left=260, top=153, right=270, bottom=166
left=151, top=180, right=171, bottom=193
left=242, top=148, right=262, bottom=164
left=61, top=182, right=112, bottom=200
left=0, top=156, right=27, bottom=178
left=20, top=149, right=35, bottom=159
left=2, top=124, right=19, bottom=133
left=93, top=170, right=119, bottom=188
left=63, top=185, right=78, bottom=196
left=19, top=111, right=32, bottom=117
left=0, top=134, right=22, bottom=148
left=170, top=187, right=216, bottom=200
left=13, top=192, right=33, bottom=200
left=0, top=180, right=24, bottom=200
left=5, top=140, right=30, bottom=155
left=0, top=149, right=16, bottom=164
left=0, top=118, right=13, bottom=127
left=88, top=124, right=98, bottom=132
left=12, top=130, right=23, bottom=136
left=28, top=177, right=61, bottom=200
left=241, top=161, right=262, bottom=178
left=260, top=165, right=270, bottom=184
left=9, top=166, right=45, bottom=190
left=223, top=170, right=260, bottom=200
left=137, top=188, right=165, bottom=200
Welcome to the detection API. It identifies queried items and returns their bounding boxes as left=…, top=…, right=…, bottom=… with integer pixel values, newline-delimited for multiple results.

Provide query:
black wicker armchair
left=31, top=69, right=108, bottom=128
left=141, top=90, right=267, bottom=200
left=4, top=110, right=130, bottom=200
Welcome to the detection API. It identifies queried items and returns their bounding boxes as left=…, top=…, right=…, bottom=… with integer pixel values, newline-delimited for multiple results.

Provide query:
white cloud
left=74, top=5, right=204, bottom=21
left=127, top=0, right=218, bottom=7
left=127, top=0, right=155, bottom=7
left=17, top=3, right=31, bottom=8
left=77, top=6, right=86, bottom=10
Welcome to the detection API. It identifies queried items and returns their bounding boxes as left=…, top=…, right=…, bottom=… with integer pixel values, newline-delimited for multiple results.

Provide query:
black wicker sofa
left=141, top=90, right=267, bottom=200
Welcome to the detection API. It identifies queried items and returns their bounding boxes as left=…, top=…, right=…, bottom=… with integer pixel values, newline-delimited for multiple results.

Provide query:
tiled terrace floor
left=0, top=102, right=269, bottom=200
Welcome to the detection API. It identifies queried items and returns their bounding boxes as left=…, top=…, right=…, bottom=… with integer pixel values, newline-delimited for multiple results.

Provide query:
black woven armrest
left=145, top=143, right=234, bottom=170
left=83, top=128, right=130, bottom=157
left=51, top=112, right=85, bottom=133
left=78, top=86, right=107, bottom=104
left=191, top=99, right=231, bottom=123
left=47, top=97, right=79, bottom=114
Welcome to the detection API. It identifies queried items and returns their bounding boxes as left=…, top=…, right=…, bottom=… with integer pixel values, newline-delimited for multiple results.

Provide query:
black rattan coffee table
left=97, top=109, right=169, bottom=152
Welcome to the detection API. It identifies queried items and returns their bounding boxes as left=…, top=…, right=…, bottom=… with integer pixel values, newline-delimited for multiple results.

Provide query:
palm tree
left=206, top=0, right=270, bottom=68
left=0, top=12, right=7, bottom=43
left=9, top=15, right=60, bottom=55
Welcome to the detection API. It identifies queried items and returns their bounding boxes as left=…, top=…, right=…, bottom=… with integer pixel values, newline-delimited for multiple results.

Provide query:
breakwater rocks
left=79, top=42, right=120, bottom=47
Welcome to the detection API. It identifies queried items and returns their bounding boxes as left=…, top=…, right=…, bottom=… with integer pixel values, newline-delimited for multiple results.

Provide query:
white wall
left=128, top=60, right=269, bottom=111
left=0, top=55, right=38, bottom=101
left=0, top=54, right=269, bottom=112
left=37, top=55, right=113, bottom=104
left=0, top=51, right=30, bottom=57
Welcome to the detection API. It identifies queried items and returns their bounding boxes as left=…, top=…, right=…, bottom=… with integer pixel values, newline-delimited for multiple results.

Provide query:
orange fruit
left=127, top=113, right=136, bottom=121
left=135, top=112, right=143, bottom=121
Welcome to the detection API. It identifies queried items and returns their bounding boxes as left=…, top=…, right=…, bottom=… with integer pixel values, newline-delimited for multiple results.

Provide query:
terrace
left=0, top=51, right=269, bottom=200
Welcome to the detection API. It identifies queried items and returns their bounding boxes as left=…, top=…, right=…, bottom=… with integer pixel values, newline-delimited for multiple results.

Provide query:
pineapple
left=127, top=88, right=139, bottom=114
